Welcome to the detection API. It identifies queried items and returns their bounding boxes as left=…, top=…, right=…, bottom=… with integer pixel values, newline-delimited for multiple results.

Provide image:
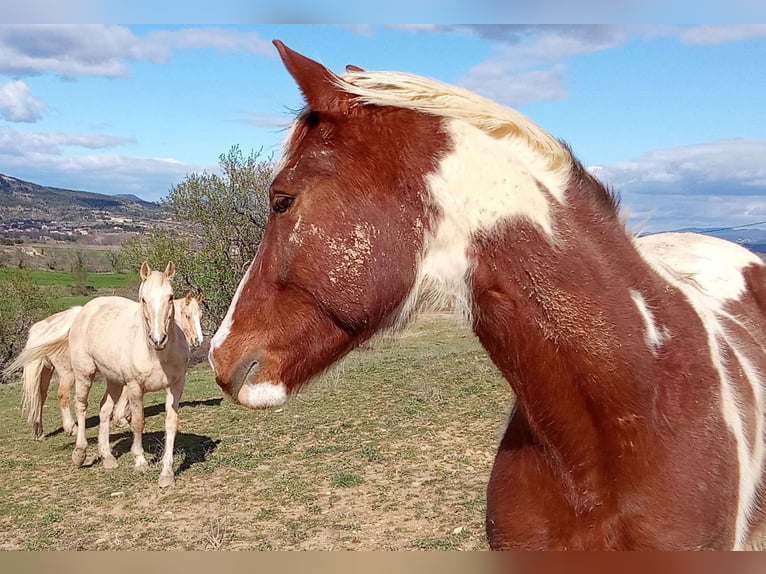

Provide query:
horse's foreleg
left=97, top=381, right=122, bottom=469
left=158, top=379, right=183, bottom=488
left=57, top=368, right=77, bottom=436
left=72, top=374, right=93, bottom=466
left=127, top=384, right=148, bottom=472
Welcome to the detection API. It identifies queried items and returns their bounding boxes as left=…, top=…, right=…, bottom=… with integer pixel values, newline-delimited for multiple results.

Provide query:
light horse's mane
left=334, top=70, right=574, bottom=183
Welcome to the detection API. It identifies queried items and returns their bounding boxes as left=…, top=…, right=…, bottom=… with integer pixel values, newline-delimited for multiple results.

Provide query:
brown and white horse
left=209, top=41, right=766, bottom=549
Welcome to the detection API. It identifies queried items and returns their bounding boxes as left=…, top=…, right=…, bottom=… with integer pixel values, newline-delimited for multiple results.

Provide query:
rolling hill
left=0, top=172, right=161, bottom=217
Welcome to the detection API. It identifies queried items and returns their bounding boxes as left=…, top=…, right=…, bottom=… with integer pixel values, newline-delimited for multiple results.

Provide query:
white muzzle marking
left=236, top=381, right=288, bottom=409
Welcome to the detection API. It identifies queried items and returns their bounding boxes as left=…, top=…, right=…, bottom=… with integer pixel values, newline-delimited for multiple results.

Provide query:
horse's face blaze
left=139, top=266, right=176, bottom=351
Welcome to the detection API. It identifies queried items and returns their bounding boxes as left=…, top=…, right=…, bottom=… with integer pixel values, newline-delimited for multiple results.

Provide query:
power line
left=692, top=220, right=766, bottom=234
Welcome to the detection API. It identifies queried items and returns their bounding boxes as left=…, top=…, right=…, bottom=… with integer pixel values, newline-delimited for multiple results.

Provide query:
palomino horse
left=209, top=41, right=766, bottom=550
left=16, top=262, right=188, bottom=487
left=5, top=292, right=203, bottom=439
left=3, top=306, right=81, bottom=438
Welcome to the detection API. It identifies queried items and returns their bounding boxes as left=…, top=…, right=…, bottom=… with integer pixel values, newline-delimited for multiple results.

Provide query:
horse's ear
left=346, top=64, right=364, bottom=73
left=164, top=261, right=176, bottom=280
left=273, top=39, right=348, bottom=112
left=140, top=261, right=151, bottom=281
left=185, top=292, right=192, bottom=303
left=197, top=292, right=204, bottom=302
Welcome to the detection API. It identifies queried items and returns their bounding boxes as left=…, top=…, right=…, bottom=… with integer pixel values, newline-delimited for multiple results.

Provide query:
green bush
left=0, top=270, right=52, bottom=375
left=119, top=145, right=272, bottom=331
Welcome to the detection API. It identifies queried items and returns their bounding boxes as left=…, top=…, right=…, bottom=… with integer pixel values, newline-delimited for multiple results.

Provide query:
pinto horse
left=209, top=41, right=766, bottom=549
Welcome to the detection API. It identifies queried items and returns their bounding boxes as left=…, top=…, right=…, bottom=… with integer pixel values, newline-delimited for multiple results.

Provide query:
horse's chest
left=138, top=367, right=171, bottom=392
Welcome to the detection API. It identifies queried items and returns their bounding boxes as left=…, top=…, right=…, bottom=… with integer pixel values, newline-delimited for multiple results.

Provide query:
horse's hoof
left=72, top=448, right=87, bottom=467
left=32, top=424, right=44, bottom=440
left=158, top=474, right=175, bottom=488
left=102, top=456, right=119, bottom=470
left=135, top=460, right=149, bottom=473
left=64, top=424, right=77, bottom=436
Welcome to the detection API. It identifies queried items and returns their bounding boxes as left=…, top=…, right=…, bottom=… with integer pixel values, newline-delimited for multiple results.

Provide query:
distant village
left=0, top=210, right=165, bottom=246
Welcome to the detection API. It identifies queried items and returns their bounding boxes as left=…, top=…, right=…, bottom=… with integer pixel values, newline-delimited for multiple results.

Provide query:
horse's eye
left=272, top=193, right=295, bottom=214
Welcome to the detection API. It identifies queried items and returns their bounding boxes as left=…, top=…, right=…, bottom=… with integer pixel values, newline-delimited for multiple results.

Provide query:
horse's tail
left=3, top=307, right=82, bottom=427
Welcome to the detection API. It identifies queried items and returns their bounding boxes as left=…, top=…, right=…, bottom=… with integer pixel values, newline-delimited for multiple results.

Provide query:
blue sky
left=1, top=24, right=765, bottom=232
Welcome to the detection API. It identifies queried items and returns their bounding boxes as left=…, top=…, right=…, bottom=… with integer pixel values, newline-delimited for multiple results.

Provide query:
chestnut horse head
left=209, top=40, right=573, bottom=407
left=211, top=41, right=766, bottom=549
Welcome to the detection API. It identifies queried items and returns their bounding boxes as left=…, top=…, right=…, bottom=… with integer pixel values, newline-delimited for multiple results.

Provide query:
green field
left=0, top=268, right=132, bottom=289
left=0, top=268, right=137, bottom=315
left=0, top=314, right=511, bottom=550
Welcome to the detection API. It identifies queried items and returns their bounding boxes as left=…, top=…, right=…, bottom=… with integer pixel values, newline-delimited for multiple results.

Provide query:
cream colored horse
left=3, top=307, right=81, bottom=438
left=4, top=291, right=203, bottom=441
left=111, top=292, right=203, bottom=427
left=10, top=262, right=189, bottom=487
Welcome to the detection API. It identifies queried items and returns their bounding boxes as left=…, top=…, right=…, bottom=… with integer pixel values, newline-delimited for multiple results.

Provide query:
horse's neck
left=469, top=185, right=663, bottom=485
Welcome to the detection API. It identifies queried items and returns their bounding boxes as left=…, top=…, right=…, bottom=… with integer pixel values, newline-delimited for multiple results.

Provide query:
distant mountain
left=0, top=172, right=170, bottom=241
left=673, top=226, right=766, bottom=254
left=0, top=172, right=159, bottom=215
left=115, top=193, right=154, bottom=204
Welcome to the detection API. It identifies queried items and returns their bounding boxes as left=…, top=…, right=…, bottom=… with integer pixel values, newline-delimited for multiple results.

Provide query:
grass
left=0, top=268, right=132, bottom=289
left=0, top=314, right=512, bottom=550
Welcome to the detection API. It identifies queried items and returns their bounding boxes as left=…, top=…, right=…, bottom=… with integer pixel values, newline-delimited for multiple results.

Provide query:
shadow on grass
left=44, top=397, right=223, bottom=439
left=45, top=398, right=223, bottom=475
left=64, top=431, right=221, bottom=476
left=110, top=430, right=221, bottom=474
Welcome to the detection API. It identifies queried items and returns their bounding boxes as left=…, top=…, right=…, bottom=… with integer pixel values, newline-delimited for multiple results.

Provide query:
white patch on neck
left=394, top=118, right=568, bottom=326
left=629, top=289, right=671, bottom=355
left=237, top=381, right=288, bottom=409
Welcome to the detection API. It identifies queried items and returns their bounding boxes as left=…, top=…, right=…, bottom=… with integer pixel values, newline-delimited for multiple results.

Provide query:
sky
left=0, top=24, right=765, bottom=233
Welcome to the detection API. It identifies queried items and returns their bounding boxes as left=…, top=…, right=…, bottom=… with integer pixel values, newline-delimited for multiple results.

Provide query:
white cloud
left=0, top=80, right=46, bottom=122
left=0, top=25, right=272, bottom=79
left=0, top=126, right=133, bottom=155
left=462, top=64, right=568, bottom=107
left=0, top=148, right=212, bottom=202
left=0, top=125, right=213, bottom=201
left=591, top=139, right=766, bottom=232
left=678, top=25, right=766, bottom=45
left=391, top=26, right=629, bottom=107
left=390, top=25, right=766, bottom=107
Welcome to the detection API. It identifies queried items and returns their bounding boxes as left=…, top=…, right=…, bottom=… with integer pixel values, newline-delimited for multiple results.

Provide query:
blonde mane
left=335, top=70, right=573, bottom=181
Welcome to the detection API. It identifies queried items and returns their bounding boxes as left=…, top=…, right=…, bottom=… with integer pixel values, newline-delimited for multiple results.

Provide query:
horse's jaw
left=235, top=381, right=288, bottom=409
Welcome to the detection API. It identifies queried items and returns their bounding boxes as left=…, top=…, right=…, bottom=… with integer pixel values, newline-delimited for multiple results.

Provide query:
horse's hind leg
left=33, top=364, right=54, bottom=440
left=158, top=379, right=183, bottom=488
left=97, top=380, right=122, bottom=469
left=72, top=373, right=94, bottom=466
left=126, top=383, right=148, bottom=472
left=111, top=386, right=131, bottom=429
left=56, top=367, right=77, bottom=436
